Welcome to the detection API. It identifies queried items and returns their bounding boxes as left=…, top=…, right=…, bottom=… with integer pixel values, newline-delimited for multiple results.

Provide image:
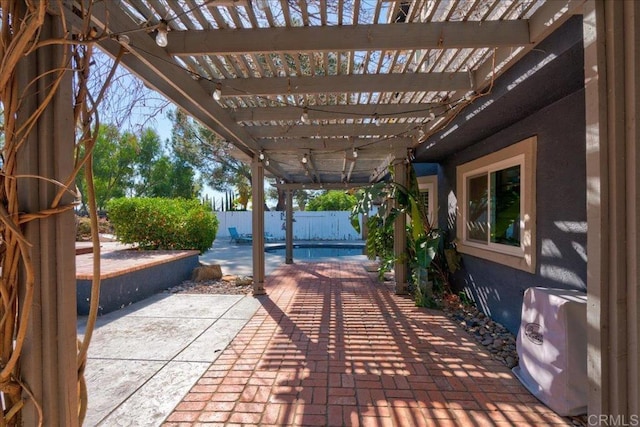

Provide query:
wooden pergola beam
left=166, top=21, right=531, bottom=56
left=231, top=103, right=442, bottom=122
left=275, top=182, right=367, bottom=190
left=216, top=73, right=471, bottom=97
left=369, top=153, right=396, bottom=183
left=248, top=123, right=417, bottom=138
left=257, top=137, right=414, bottom=151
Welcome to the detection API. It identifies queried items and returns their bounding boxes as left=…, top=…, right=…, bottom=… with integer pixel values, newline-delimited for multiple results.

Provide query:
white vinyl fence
left=215, top=211, right=364, bottom=241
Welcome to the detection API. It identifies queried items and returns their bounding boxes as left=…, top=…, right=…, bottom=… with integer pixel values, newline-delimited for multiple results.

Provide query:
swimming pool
left=265, top=243, right=365, bottom=259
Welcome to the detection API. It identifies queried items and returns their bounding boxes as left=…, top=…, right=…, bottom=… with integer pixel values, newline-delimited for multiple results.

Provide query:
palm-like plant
left=351, top=165, right=450, bottom=307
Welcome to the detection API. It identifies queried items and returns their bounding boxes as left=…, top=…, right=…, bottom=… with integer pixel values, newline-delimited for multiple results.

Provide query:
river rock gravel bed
left=442, top=296, right=519, bottom=369
left=165, top=275, right=254, bottom=295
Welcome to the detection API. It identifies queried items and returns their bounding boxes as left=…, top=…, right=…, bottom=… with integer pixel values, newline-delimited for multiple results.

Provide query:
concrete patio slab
left=97, top=361, right=210, bottom=427
left=174, top=318, right=248, bottom=363
left=83, top=359, right=164, bottom=427
left=79, top=293, right=260, bottom=426
left=121, top=293, right=245, bottom=319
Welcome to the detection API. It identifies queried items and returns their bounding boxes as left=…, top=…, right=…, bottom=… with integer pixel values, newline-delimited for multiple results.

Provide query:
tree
left=76, top=124, right=138, bottom=210
left=168, top=109, right=251, bottom=203
left=76, top=126, right=201, bottom=209
left=265, top=187, right=315, bottom=211
left=133, top=128, right=162, bottom=195
left=306, top=190, right=357, bottom=211
left=133, top=128, right=201, bottom=199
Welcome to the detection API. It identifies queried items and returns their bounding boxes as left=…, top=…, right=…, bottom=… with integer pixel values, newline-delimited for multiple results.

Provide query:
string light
left=373, top=113, right=380, bottom=126
left=116, top=34, right=130, bottom=45
left=301, top=154, right=308, bottom=164
left=155, top=21, right=168, bottom=47
left=213, top=82, right=222, bottom=101
left=352, top=148, right=358, bottom=158
left=265, top=158, right=270, bottom=166
left=301, top=107, right=310, bottom=124
left=259, top=151, right=265, bottom=160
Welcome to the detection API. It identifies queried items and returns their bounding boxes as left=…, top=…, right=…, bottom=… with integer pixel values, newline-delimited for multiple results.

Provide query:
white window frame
left=417, top=175, right=438, bottom=228
left=456, top=136, right=537, bottom=273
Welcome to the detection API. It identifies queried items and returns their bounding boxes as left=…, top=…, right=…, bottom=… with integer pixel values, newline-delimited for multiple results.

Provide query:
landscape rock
left=235, top=276, right=253, bottom=286
left=192, top=264, right=223, bottom=281
left=443, top=298, right=519, bottom=369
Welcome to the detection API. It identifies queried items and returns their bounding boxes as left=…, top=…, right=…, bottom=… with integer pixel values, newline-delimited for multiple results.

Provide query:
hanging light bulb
left=116, top=34, right=130, bottom=45
left=352, top=148, right=358, bottom=158
left=301, top=107, right=310, bottom=124
left=418, top=127, right=426, bottom=140
left=255, top=0, right=269, bottom=10
left=301, top=154, right=308, bottom=164
left=373, top=114, right=380, bottom=127
left=213, top=83, right=222, bottom=101
left=155, top=21, right=168, bottom=47
left=265, top=158, right=270, bottom=166
left=259, top=151, right=265, bottom=160
left=427, top=112, right=436, bottom=122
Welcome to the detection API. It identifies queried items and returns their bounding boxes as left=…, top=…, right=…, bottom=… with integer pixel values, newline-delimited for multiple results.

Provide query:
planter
left=76, top=249, right=200, bottom=315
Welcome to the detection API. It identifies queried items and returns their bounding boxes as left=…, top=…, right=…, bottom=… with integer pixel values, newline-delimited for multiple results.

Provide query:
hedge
left=107, top=197, right=218, bottom=253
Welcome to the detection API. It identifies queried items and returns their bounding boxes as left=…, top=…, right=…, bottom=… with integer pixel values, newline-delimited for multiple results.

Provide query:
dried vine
left=0, top=1, right=120, bottom=425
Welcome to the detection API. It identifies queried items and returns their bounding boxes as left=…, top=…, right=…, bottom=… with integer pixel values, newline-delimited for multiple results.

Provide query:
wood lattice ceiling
left=66, top=0, right=583, bottom=189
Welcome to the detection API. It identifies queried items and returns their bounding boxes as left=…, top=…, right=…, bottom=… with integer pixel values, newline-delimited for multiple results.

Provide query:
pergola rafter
left=166, top=21, right=532, bottom=55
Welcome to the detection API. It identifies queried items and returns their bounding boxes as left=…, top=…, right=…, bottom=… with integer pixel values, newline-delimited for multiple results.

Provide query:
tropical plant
left=351, top=165, right=455, bottom=307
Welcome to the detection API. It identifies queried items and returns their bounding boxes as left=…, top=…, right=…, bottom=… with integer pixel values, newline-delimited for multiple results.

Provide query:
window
left=417, top=175, right=438, bottom=228
left=456, top=136, right=536, bottom=272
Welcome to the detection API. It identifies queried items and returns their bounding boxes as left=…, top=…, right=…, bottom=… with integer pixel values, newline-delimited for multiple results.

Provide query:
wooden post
left=15, top=13, right=78, bottom=427
left=584, top=0, right=640, bottom=417
left=285, top=190, right=294, bottom=264
left=251, top=159, right=266, bottom=295
left=393, top=160, right=408, bottom=294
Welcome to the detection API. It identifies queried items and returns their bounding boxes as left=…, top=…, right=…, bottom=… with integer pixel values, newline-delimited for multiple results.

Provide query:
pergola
left=3, top=0, right=639, bottom=425
left=66, top=0, right=581, bottom=292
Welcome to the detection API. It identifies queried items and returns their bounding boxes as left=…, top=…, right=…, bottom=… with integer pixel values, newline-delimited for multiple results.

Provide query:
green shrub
left=107, top=197, right=218, bottom=253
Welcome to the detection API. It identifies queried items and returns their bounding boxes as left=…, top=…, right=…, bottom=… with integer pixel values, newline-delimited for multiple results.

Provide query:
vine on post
left=0, top=1, right=122, bottom=425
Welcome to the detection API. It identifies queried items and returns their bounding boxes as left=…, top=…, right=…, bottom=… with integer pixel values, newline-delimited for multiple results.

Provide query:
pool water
left=265, top=245, right=365, bottom=259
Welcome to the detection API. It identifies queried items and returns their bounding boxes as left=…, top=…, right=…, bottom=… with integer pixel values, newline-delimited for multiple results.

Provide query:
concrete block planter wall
left=76, top=249, right=200, bottom=315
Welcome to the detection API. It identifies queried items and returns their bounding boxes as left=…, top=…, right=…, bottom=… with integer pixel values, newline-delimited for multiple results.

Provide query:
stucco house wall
left=417, top=16, right=587, bottom=334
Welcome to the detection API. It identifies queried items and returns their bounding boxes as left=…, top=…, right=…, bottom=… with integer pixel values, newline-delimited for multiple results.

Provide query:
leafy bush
left=107, top=197, right=218, bottom=253
left=306, top=190, right=356, bottom=211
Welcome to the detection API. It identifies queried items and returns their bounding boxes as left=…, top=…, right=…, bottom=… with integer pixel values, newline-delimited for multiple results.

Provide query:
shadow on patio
left=165, top=262, right=570, bottom=426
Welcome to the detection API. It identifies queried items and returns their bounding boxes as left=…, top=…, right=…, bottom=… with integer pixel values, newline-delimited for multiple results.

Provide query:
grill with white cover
left=512, top=287, right=587, bottom=416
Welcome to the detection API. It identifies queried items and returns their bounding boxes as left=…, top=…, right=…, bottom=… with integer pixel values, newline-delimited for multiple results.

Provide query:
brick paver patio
left=164, top=262, right=570, bottom=426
